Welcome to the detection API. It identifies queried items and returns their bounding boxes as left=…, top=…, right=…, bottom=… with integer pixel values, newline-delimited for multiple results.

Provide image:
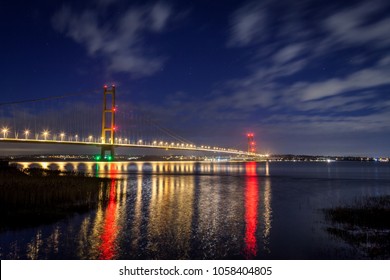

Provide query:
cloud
left=52, top=2, right=172, bottom=77
left=273, top=44, right=305, bottom=64
left=323, top=1, right=390, bottom=48
left=299, top=65, right=390, bottom=101
left=264, top=109, right=390, bottom=133
left=291, top=92, right=389, bottom=113
left=150, top=3, right=171, bottom=31
left=228, top=2, right=266, bottom=46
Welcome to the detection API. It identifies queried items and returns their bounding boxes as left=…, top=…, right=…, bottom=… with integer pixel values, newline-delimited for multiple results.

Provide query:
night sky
left=1, top=0, right=390, bottom=156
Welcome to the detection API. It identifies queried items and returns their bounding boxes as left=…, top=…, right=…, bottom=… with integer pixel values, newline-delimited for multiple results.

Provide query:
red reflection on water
left=244, top=162, right=259, bottom=259
left=99, top=179, right=118, bottom=259
left=108, top=163, right=120, bottom=178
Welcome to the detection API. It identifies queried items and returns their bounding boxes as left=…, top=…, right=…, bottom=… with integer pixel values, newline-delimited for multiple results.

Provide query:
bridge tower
left=247, top=133, right=256, bottom=153
left=101, top=85, right=116, bottom=159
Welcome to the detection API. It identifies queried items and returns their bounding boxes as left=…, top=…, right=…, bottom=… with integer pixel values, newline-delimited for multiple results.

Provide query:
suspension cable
left=0, top=89, right=100, bottom=106
left=117, top=105, right=195, bottom=145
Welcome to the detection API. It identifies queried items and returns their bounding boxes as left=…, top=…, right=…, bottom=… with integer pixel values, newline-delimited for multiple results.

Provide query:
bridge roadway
left=0, top=138, right=265, bottom=157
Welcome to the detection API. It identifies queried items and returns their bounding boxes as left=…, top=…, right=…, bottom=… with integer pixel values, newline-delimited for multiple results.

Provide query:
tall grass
left=324, top=196, right=390, bottom=229
left=323, top=196, right=390, bottom=259
left=0, top=167, right=112, bottom=230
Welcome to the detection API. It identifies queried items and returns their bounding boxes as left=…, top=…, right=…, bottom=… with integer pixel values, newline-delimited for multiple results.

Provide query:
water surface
left=1, top=161, right=390, bottom=259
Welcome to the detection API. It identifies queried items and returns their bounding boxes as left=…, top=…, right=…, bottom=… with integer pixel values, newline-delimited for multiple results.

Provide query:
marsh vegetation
left=0, top=166, right=112, bottom=230
left=324, top=196, right=390, bottom=259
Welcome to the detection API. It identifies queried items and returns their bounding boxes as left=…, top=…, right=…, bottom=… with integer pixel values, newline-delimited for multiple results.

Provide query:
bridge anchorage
left=100, top=85, right=116, bottom=160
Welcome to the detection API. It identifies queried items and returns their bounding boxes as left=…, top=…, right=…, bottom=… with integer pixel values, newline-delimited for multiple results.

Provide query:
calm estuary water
left=1, top=161, right=390, bottom=259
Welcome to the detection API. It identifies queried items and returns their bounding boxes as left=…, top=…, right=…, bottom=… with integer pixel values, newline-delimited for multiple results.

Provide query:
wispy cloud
left=272, top=43, right=305, bottom=64
left=52, top=2, right=172, bottom=77
left=323, top=1, right=390, bottom=48
left=298, top=65, right=390, bottom=101
left=228, top=2, right=266, bottom=46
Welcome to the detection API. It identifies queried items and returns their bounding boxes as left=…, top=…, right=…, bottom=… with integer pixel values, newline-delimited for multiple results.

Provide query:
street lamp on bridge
left=42, top=130, right=49, bottom=141
left=24, top=129, right=30, bottom=139
left=2, top=127, right=9, bottom=138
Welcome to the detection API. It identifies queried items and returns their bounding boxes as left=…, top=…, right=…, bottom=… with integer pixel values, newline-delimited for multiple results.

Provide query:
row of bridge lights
left=130, top=140, right=237, bottom=152
left=1, top=127, right=83, bottom=142
left=1, top=127, right=246, bottom=153
left=122, top=140, right=238, bottom=152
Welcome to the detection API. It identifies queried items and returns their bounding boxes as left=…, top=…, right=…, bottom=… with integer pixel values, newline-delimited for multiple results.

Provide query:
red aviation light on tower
left=104, top=85, right=108, bottom=89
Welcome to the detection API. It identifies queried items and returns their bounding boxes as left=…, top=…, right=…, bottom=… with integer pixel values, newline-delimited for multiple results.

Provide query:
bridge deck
left=0, top=138, right=265, bottom=157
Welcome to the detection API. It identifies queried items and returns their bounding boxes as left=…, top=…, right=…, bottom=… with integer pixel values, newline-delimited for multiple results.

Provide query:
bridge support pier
left=101, top=145, right=115, bottom=160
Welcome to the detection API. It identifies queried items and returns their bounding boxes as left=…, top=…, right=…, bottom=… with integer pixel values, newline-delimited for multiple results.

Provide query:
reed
left=323, top=196, right=390, bottom=259
left=0, top=166, right=112, bottom=230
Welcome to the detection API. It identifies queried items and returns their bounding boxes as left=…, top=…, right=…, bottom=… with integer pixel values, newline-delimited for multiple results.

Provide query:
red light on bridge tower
left=247, top=133, right=256, bottom=153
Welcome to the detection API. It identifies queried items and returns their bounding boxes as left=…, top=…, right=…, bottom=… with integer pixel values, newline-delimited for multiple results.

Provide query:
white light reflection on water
left=13, top=161, right=269, bottom=178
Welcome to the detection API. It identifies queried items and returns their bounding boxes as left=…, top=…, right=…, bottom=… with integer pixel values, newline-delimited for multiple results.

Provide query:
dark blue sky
left=1, top=0, right=390, bottom=156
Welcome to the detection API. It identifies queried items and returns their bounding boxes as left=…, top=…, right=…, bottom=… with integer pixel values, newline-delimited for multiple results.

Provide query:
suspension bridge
left=0, top=85, right=266, bottom=160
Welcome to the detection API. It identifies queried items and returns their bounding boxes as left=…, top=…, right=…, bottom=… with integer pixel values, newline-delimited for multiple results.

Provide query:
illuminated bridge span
left=0, top=86, right=266, bottom=159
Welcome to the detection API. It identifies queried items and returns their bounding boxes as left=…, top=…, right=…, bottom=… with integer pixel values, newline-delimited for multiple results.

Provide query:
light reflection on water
left=244, top=162, right=259, bottom=258
left=14, top=161, right=268, bottom=178
left=2, top=161, right=390, bottom=259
